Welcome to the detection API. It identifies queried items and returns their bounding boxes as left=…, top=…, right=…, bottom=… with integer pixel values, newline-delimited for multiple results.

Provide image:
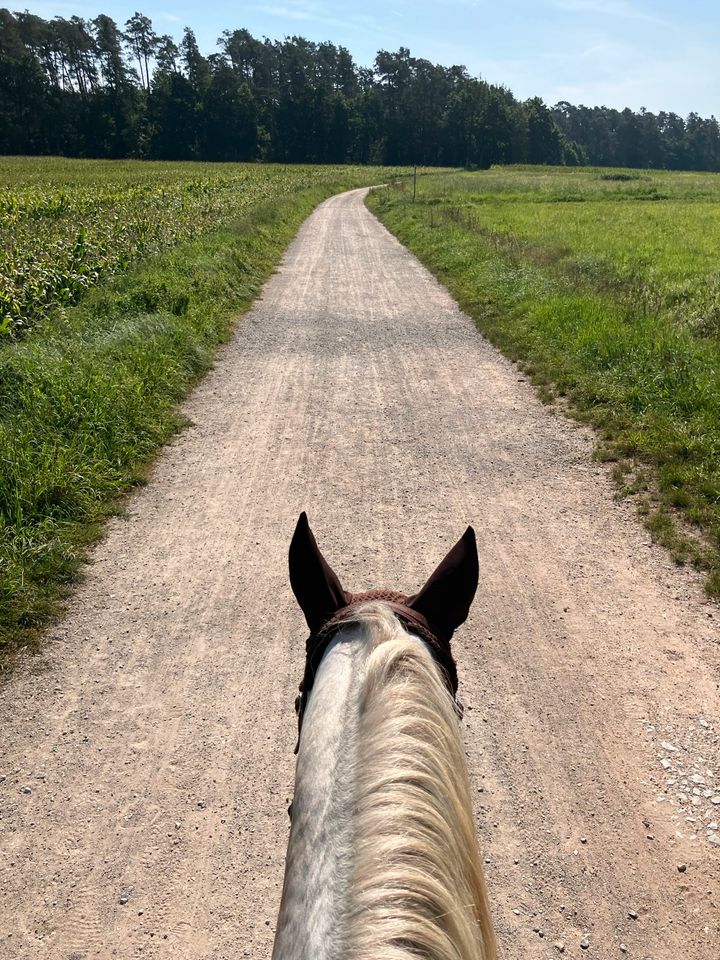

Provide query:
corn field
left=0, top=159, right=387, bottom=336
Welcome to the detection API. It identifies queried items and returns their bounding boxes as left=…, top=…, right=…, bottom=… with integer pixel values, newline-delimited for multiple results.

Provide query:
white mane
left=273, top=601, right=496, bottom=960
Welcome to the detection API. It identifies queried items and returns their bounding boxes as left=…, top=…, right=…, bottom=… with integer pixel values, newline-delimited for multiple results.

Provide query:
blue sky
left=22, top=0, right=720, bottom=116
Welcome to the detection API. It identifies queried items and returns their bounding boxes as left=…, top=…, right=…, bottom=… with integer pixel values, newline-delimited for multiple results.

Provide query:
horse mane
left=339, top=602, right=497, bottom=960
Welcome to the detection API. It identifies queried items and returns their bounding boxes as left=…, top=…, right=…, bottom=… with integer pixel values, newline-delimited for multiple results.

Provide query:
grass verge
left=367, top=172, right=720, bottom=598
left=0, top=172, right=403, bottom=653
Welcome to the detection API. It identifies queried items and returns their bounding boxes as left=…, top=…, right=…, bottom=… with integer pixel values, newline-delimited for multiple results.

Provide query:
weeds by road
left=0, top=161, right=418, bottom=651
left=368, top=166, right=720, bottom=597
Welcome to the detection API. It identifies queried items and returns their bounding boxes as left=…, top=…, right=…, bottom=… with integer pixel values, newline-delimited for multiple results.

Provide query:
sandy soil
left=1, top=188, right=719, bottom=960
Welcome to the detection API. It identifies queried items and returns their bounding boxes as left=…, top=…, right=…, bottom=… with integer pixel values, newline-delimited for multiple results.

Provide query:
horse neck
left=273, top=626, right=368, bottom=960
left=272, top=608, right=496, bottom=960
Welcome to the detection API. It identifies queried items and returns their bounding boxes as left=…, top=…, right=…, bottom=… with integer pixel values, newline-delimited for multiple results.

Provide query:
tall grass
left=368, top=168, right=720, bottom=596
left=1, top=161, right=417, bottom=651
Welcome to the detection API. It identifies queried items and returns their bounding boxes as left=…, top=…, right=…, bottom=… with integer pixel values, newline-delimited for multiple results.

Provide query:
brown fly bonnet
left=289, top=513, right=479, bottom=751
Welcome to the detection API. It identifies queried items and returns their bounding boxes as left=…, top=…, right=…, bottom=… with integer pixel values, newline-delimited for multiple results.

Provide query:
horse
left=272, top=512, right=497, bottom=960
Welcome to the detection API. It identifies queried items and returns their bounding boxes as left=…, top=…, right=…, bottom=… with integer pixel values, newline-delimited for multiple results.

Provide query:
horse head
left=273, top=512, right=496, bottom=960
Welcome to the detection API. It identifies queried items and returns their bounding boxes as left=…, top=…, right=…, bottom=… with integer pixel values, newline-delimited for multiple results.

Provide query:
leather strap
left=293, top=593, right=461, bottom=753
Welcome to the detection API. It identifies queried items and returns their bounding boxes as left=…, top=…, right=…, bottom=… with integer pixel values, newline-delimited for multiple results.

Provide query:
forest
left=1, top=9, right=720, bottom=170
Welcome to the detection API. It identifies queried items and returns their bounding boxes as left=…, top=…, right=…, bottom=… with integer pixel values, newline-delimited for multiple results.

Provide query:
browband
left=293, top=591, right=461, bottom=753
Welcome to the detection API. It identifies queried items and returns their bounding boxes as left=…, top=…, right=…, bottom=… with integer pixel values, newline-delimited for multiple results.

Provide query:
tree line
left=1, top=9, right=719, bottom=171
left=551, top=102, right=720, bottom=172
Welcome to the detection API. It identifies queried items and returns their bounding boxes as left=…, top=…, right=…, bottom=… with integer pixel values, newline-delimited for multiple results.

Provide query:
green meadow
left=0, top=159, right=415, bottom=651
left=368, top=166, right=720, bottom=596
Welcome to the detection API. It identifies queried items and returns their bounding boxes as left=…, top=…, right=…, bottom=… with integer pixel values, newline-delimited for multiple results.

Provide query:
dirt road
left=1, top=188, right=719, bottom=959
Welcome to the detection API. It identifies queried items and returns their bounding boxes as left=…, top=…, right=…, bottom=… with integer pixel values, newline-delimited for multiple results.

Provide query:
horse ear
left=408, top=527, right=479, bottom=641
left=289, top=512, right=348, bottom=633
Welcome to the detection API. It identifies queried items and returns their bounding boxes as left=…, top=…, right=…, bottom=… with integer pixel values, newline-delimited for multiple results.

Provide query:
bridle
left=293, top=590, right=462, bottom=753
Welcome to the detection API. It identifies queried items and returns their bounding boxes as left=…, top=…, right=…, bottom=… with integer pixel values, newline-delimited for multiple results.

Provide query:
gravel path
left=1, top=188, right=719, bottom=959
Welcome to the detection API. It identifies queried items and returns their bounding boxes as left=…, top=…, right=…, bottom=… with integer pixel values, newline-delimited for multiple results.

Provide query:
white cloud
left=17, top=0, right=97, bottom=17
left=259, top=5, right=314, bottom=19
left=253, top=1, right=381, bottom=33
left=549, top=0, right=670, bottom=26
